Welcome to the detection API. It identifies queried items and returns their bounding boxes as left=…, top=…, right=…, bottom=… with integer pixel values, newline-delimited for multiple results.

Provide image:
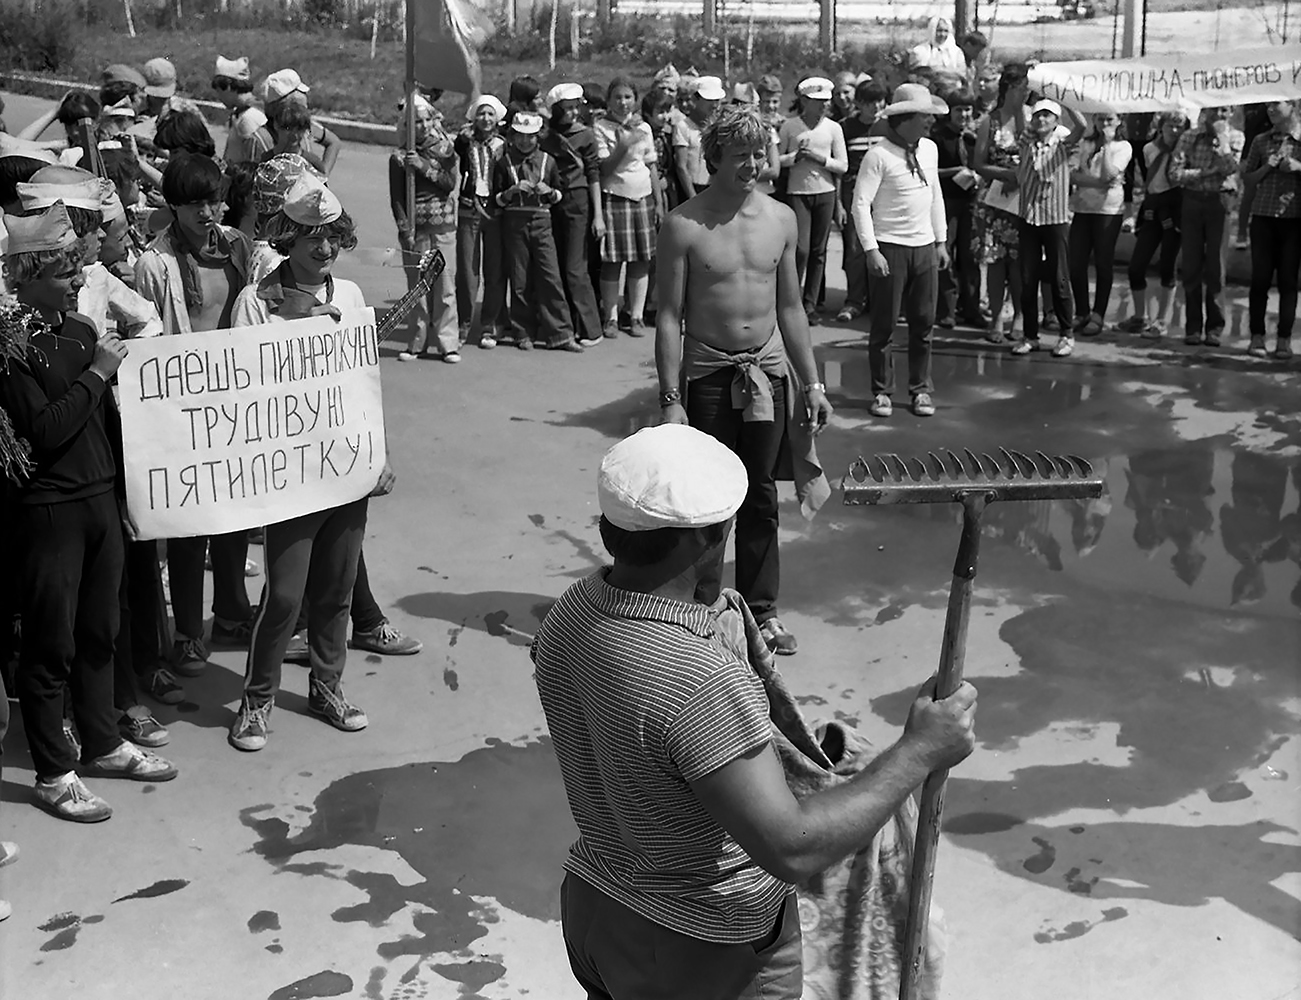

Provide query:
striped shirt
left=532, top=570, right=789, bottom=944
left=1017, top=129, right=1077, bottom=226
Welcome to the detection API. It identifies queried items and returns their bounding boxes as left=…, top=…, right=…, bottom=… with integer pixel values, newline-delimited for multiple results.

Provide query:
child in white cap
left=213, top=55, right=270, bottom=165
left=454, top=94, right=508, bottom=349
left=672, top=75, right=726, bottom=201
left=494, top=112, right=580, bottom=351
left=256, top=70, right=341, bottom=175
left=541, top=82, right=606, bottom=346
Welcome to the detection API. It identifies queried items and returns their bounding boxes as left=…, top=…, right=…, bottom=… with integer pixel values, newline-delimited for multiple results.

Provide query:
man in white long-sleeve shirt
left=851, top=84, right=949, bottom=418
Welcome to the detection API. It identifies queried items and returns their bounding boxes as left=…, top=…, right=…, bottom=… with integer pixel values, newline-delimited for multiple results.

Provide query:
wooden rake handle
left=899, top=490, right=989, bottom=1000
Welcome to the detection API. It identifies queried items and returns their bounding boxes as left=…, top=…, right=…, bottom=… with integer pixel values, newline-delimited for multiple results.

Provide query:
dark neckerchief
left=167, top=221, right=235, bottom=312
left=888, top=127, right=925, bottom=182
left=278, top=261, right=334, bottom=305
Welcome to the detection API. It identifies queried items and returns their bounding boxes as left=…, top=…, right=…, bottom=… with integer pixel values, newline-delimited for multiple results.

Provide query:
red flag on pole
left=410, top=0, right=490, bottom=96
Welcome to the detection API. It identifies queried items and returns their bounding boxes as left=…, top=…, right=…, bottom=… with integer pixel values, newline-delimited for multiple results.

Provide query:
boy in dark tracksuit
left=494, top=112, right=581, bottom=351
left=931, top=91, right=984, bottom=328
left=540, top=84, right=606, bottom=346
left=0, top=203, right=176, bottom=825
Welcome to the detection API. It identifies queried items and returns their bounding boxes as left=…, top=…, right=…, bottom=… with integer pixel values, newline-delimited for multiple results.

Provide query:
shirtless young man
left=135, top=153, right=257, bottom=697
left=655, top=105, right=833, bottom=656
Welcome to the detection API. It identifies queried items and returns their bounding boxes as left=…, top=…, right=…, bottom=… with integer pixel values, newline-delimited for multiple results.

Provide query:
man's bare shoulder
left=666, top=192, right=795, bottom=234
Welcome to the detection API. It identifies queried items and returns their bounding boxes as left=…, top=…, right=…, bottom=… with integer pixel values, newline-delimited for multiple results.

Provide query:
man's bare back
left=663, top=189, right=795, bottom=352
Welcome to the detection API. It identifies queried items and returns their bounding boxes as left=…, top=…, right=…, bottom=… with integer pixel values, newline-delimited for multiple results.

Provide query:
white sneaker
left=34, top=772, right=112, bottom=823
left=869, top=394, right=893, bottom=417
left=1051, top=336, right=1075, bottom=357
left=397, top=351, right=420, bottom=362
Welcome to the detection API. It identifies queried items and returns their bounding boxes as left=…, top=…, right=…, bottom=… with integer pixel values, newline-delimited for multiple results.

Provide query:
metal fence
left=612, top=0, right=1076, bottom=24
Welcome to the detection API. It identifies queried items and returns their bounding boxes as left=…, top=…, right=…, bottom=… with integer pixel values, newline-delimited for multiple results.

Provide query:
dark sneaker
left=516, top=338, right=534, bottom=351
left=350, top=621, right=423, bottom=656
left=34, top=772, right=112, bottom=823
left=1041, top=314, right=1060, bottom=332
left=210, top=619, right=254, bottom=649
left=172, top=637, right=210, bottom=678
left=1184, top=330, right=1204, bottom=345
left=626, top=322, right=651, bottom=338
left=1204, top=328, right=1223, bottom=348
left=83, top=741, right=178, bottom=782
left=283, top=632, right=310, bottom=665
left=229, top=698, right=273, bottom=752
left=63, top=719, right=81, bottom=762
left=602, top=319, right=619, bottom=339
left=143, top=667, right=186, bottom=705
left=308, top=678, right=369, bottom=732
left=1248, top=335, right=1268, bottom=357
left=759, top=618, right=799, bottom=656
left=119, top=708, right=170, bottom=748
left=552, top=340, right=586, bottom=353
left=1116, top=315, right=1147, bottom=334
left=1275, top=338, right=1294, bottom=360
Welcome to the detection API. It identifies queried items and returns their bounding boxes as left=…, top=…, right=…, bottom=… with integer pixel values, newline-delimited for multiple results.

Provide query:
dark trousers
left=1180, top=190, right=1229, bottom=335
left=1019, top=221, right=1072, bottom=341
left=1068, top=212, right=1125, bottom=320
left=839, top=185, right=868, bottom=313
left=244, top=499, right=368, bottom=704
left=1128, top=189, right=1182, bottom=291
left=1249, top=215, right=1301, bottom=340
left=937, top=200, right=980, bottom=324
left=456, top=206, right=506, bottom=333
left=17, top=493, right=124, bottom=778
left=560, top=874, right=802, bottom=1000
left=114, top=539, right=166, bottom=710
left=167, top=531, right=252, bottom=640
left=868, top=242, right=938, bottom=397
left=791, top=191, right=837, bottom=311
left=686, top=368, right=786, bottom=623
left=552, top=187, right=604, bottom=342
left=504, top=212, right=575, bottom=347
left=294, top=548, right=384, bottom=635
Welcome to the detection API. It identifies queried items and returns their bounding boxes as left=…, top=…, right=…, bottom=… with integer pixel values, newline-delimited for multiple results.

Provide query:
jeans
left=560, top=874, right=802, bottom=1000
left=868, top=242, right=938, bottom=397
left=456, top=203, right=506, bottom=334
left=552, top=187, right=604, bottom=342
left=1180, top=190, right=1230, bottom=335
left=403, top=224, right=460, bottom=356
left=504, top=212, right=575, bottom=347
left=1128, top=188, right=1182, bottom=291
left=167, top=531, right=252, bottom=640
left=17, top=493, right=124, bottom=778
left=791, top=191, right=837, bottom=312
left=243, top=499, right=368, bottom=705
left=937, top=201, right=980, bottom=324
left=1068, top=212, right=1125, bottom=320
left=839, top=184, right=868, bottom=313
left=1249, top=215, right=1301, bottom=340
left=1019, top=221, right=1072, bottom=341
left=686, top=368, right=787, bottom=623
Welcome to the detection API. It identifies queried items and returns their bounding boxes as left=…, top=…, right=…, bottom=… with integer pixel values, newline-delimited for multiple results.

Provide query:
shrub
left=0, top=0, right=84, bottom=73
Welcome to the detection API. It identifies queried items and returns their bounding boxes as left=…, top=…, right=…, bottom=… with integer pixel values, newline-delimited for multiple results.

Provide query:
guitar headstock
left=416, top=248, right=446, bottom=280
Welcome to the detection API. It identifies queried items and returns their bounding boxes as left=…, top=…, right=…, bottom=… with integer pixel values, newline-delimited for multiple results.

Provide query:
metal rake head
left=842, top=448, right=1105, bottom=506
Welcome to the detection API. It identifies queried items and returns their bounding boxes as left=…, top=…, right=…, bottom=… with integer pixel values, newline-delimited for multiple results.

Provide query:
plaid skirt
left=601, top=191, right=656, bottom=263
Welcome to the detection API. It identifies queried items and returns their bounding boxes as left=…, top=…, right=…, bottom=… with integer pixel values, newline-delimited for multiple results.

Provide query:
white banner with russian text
left=119, top=308, right=386, bottom=540
left=1029, top=45, right=1301, bottom=113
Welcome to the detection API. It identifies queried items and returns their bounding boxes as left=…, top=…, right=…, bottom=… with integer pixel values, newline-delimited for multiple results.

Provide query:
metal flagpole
left=405, top=0, right=418, bottom=244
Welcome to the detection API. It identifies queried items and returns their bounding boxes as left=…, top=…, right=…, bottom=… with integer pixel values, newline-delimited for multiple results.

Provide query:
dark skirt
left=601, top=191, right=656, bottom=263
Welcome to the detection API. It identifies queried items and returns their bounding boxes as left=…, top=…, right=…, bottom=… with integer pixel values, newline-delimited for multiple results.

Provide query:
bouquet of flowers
left=0, top=294, right=41, bottom=484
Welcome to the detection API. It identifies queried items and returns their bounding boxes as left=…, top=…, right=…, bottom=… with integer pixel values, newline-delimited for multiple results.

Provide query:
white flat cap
left=545, top=82, right=584, bottom=111
left=469, top=94, right=508, bottom=121
left=797, top=77, right=835, bottom=101
left=264, top=69, right=310, bottom=103
left=511, top=112, right=544, bottom=135
left=693, top=76, right=726, bottom=101
left=598, top=424, right=748, bottom=532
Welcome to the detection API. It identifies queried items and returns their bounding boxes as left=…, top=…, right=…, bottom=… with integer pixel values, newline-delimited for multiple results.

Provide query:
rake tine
left=926, top=451, right=946, bottom=479
left=998, top=447, right=1022, bottom=479
left=981, top=452, right=1002, bottom=478
left=1051, top=454, right=1075, bottom=478
left=1009, top=449, right=1036, bottom=477
left=888, top=454, right=911, bottom=481
left=945, top=450, right=966, bottom=479
left=907, top=457, right=928, bottom=482
left=1032, top=451, right=1056, bottom=477
left=1069, top=455, right=1094, bottom=477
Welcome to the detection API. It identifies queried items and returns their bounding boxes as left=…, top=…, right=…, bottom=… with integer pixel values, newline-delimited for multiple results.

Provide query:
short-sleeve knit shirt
left=532, top=569, right=789, bottom=944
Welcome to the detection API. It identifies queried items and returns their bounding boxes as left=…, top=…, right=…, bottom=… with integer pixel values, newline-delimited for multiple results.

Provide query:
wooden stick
left=898, top=490, right=987, bottom=1000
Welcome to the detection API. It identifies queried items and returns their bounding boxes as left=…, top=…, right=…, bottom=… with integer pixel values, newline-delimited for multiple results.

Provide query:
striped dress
left=532, top=570, right=791, bottom=945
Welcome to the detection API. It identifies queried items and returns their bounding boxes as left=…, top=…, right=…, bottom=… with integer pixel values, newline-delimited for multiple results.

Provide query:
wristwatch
left=804, top=381, right=826, bottom=394
left=659, top=387, right=682, bottom=407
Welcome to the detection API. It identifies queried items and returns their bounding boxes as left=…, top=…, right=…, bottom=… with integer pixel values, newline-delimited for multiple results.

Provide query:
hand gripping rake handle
left=843, top=449, right=1103, bottom=1000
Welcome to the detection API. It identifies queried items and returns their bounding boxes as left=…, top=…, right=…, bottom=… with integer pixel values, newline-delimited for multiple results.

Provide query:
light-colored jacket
left=133, top=225, right=254, bottom=335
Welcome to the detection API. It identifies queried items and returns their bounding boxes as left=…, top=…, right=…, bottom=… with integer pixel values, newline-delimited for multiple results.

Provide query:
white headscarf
left=911, top=16, right=967, bottom=74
